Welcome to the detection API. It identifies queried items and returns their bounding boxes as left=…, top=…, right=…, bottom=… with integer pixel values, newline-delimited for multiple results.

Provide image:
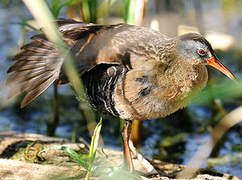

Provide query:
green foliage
left=3, top=0, right=241, bottom=178
left=85, top=118, right=102, bottom=179
left=58, top=118, right=141, bottom=179
left=231, top=144, right=242, bottom=152
left=192, top=78, right=242, bottom=106
left=46, top=0, right=79, bottom=18
left=124, top=0, right=136, bottom=24
left=40, top=118, right=103, bottom=179
left=61, top=146, right=89, bottom=169
left=60, top=119, right=102, bottom=179
left=86, top=0, right=98, bottom=23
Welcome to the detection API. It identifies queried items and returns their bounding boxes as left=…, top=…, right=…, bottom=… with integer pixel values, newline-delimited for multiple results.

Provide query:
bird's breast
left=113, top=64, right=208, bottom=120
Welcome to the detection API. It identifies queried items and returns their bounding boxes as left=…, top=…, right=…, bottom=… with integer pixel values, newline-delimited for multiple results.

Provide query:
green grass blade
left=9, top=21, right=41, bottom=32
left=82, top=0, right=91, bottom=22
left=39, top=145, right=89, bottom=169
left=61, top=146, right=89, bottom=169
left=89, top=118, right=102, bottom=164
left=85, top=118, right=102, bottom=180
left=88, top=0, right=98, bottom=23
left=124, top=0, right=136, bottom=24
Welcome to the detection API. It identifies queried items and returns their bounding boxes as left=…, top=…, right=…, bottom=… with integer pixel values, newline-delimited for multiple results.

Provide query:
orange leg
left=122, top=120, right=134, bottom=171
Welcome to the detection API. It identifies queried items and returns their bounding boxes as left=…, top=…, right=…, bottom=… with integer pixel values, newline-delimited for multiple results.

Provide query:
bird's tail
left=6, top=19, right=125, bottom=108
left=6, top=34, right=64, bottom=108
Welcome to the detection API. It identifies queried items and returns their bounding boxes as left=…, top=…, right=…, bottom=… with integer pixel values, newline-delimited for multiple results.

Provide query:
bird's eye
left=198, top=49, right=207, bottom=56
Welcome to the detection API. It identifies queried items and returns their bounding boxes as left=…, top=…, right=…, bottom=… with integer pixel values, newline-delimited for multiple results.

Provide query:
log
left=0, top=131, right=239, bottom=180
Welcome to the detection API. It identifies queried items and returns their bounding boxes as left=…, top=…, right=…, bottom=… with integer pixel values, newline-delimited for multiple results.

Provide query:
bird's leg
left=122, top=119, right=134, bottom=171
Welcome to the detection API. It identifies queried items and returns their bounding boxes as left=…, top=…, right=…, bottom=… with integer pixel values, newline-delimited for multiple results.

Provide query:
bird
left=6, top=19, right=235, bottom=171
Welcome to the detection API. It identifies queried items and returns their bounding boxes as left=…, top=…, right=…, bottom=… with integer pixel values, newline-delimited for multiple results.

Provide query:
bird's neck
left=164, top=60, right=208, bottom=102
left=168, top=60, right=207, bottom=84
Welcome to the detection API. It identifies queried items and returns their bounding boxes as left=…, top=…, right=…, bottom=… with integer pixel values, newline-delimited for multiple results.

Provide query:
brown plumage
left=6, top=19, right=235, bottom=171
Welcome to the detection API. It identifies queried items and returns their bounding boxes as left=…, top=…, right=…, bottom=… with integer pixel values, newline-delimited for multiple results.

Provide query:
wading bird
left=6, top=19, right=235, bottom=171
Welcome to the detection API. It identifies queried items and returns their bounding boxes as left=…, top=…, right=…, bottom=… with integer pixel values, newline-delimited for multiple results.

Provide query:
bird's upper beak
left=206, top=57, right=235, bottom=80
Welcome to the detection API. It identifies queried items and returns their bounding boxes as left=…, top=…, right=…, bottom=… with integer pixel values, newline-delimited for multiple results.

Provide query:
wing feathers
left=7, top=60, right=47, bottom=73
left=21, top=76, right=56, bottom=108
left=31, top=35, right=54, bottom=48
left=7, top=31, right=63, bottom=107
left=8, top=73, right=54, bottom=99
left=6, top=69, right=49, bottom=85
left=7, top=19, right=128, bottom=107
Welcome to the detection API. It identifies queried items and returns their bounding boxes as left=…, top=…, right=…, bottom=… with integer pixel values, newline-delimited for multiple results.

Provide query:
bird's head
left=176, top=33, right=235, bottom=80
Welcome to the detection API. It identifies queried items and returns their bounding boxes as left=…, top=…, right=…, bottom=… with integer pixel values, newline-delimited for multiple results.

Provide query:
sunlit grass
left=85, top=118, right=102, bottom=180
left=41, top=118, right=102, bottom=179
left=63, top=119, right=102, bottom=180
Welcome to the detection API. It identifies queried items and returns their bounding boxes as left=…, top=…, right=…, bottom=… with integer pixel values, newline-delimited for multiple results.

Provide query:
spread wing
left=6, top=19, right=143, bottom=107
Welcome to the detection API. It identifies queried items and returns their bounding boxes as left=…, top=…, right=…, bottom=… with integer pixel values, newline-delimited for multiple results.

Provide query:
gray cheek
left=178, top=47, right=197, bottom=60
left=178, top=41, right=195, bottom=59
left=185, top=48, right=196, bottom=56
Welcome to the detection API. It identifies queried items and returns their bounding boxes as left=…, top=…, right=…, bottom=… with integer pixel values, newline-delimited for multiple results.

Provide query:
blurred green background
left=0, top=0, right=241, bottom=178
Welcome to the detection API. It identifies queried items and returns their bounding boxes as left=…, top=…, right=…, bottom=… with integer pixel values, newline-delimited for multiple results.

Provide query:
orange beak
left=206, top=57, right=235, bottom=80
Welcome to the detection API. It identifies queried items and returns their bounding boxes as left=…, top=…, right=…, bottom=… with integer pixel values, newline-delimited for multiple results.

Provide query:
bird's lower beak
left=206, top=57, right=235, bottom=80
